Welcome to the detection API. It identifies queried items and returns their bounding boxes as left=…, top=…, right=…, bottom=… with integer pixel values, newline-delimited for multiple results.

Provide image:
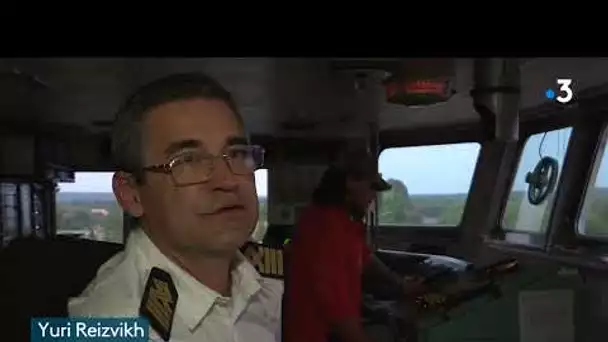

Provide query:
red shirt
left=284, top=205, right=372, bottom=342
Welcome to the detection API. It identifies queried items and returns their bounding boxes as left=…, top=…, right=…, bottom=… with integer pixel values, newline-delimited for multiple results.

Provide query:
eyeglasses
left=142, top=144, right=265, bottom=186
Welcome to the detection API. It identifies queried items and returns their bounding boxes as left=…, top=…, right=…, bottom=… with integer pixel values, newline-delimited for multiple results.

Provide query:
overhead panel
left=7, top=58, right=607, bottom=138
left=0, top=68, right=51, bottom=122
left=269, top=59, right=390, bottom=139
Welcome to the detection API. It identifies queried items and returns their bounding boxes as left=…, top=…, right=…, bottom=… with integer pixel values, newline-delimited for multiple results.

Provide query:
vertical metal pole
left=460, top=60, right=521, bottom=259
left=0, top=183, right=4, bottom=247
left=29, top=182, right=35, bottom=238
left=47, top=180, right=56, bottom=238
left=472, top=59, right=521, bottom=142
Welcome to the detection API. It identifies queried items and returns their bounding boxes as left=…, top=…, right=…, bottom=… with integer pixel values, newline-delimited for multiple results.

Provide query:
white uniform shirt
left=68, top=229, right=283, bottom=342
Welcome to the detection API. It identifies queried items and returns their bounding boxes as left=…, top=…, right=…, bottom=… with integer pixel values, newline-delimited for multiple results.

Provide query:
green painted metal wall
left=418, top=265, right=597, bottom=342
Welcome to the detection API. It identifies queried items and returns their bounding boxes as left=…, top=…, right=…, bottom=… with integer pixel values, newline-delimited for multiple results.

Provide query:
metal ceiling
left=0, top=58, right=606, bottom=138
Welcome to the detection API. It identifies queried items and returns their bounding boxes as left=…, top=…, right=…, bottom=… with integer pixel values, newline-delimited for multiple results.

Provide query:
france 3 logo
left=545, top=79, right=574, bottom=104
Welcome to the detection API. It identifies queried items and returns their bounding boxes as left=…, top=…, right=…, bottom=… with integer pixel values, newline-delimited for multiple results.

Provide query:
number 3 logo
left=556, top=79, right=573, bottom=104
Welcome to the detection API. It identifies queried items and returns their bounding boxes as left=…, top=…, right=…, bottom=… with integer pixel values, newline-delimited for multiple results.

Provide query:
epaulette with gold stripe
left=241, top=241, right=285, bottom=279
left=139, top=267, right=177, bottom=342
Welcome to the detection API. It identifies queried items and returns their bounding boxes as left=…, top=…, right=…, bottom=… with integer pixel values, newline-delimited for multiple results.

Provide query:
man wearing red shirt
left=284, top=153, right=424, bottom=342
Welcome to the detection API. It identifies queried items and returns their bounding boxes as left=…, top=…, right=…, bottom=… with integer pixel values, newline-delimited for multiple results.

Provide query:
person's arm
left=363, top=254, right=426, bottom=298
left=363, top=254, right=403, bottom=291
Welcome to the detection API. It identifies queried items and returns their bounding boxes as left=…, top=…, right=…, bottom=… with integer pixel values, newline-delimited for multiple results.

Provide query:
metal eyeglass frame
left=141, top=144, right=265, bottom=186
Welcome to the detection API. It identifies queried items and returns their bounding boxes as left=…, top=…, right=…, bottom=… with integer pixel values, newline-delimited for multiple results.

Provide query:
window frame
left=575, top=122, right=608, bottom=242
left=493, top=113, right=605, bottom=252
left=483, top=95, right=608, bottom=270
left=375, top=141, right=483, bottom=231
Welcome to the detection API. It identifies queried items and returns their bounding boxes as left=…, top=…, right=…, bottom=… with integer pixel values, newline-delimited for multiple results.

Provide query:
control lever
left=414, top=258, right=518, bottom=319
left=415, top=280, right=499, bottom=321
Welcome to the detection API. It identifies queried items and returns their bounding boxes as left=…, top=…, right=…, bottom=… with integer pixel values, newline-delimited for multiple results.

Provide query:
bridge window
left=503, top=127, right=572, bottom=233
left=55, top=172, right=123, bottom=244
left=578, top=127, right=608, bottom=239
left=250, top=169, right=268, bottom=242
left=377, top=143, right=481, bottom=227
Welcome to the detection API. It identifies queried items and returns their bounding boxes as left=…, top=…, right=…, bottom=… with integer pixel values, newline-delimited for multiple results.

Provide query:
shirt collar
left=126, top=229, right=263, bottom=331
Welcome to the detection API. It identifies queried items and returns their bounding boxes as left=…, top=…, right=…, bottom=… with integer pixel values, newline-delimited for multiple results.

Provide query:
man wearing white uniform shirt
left=68, top=73, right=283, bottom=341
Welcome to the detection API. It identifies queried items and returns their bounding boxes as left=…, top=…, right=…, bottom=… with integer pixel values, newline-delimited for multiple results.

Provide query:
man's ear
left=112, top=171, right=144, bottom=218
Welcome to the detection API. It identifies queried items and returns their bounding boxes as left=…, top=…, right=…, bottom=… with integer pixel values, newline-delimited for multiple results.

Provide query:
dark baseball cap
left=329, top=153, right=392, bottom=192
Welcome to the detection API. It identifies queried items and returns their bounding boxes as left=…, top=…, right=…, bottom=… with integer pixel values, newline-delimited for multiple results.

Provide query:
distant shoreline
left=57, top=187, right=608, bottom=204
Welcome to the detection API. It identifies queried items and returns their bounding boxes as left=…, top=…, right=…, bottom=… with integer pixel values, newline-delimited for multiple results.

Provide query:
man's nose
left=208, top=156, right=239, bottom=190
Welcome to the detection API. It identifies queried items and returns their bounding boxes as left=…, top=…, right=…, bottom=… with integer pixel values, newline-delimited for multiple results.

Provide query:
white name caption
left=32, top=318, right=148, bottom=341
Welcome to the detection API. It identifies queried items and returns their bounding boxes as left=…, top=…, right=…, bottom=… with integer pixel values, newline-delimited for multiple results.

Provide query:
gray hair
left=111, top=72, right=244, bottom=181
